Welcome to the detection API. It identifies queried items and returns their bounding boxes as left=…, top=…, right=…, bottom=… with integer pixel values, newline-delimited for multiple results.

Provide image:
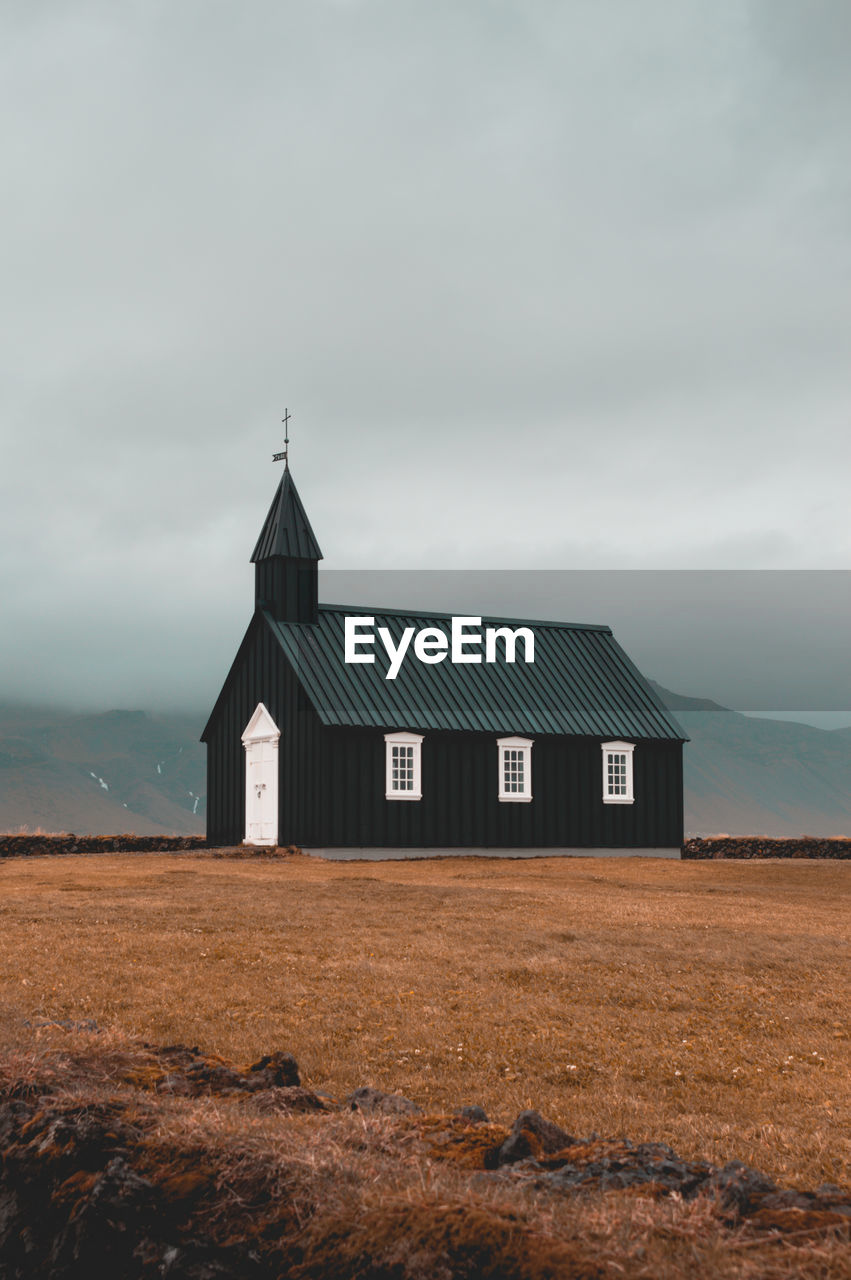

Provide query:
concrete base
left=304, top=846, right=682, bottom=861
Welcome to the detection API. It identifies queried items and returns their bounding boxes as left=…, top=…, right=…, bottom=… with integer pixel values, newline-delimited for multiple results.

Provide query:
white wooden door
left=241, top=703, right=280, bottom=846
left=245, top=739, right=277, bottom=844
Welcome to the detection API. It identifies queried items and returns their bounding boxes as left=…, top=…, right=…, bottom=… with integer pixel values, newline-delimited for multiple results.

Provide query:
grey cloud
left=0, top=2, right=848, bottom=712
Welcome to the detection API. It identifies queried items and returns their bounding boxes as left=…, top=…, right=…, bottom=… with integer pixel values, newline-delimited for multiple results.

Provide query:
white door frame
left=241, top=702, right=280, bottom=846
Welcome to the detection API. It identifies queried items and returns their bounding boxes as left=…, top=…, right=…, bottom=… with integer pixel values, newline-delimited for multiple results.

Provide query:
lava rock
left=540, top=1140, right=711, bottom=1197
left=246, top=1051, right=300, bottom=1088
left=706, top=1161, right=778, bottom=1215
left=455, top=1105, right=490, bottom=1125
left=345, top=1087, right=422, bottom=1116
left=159, top=1239, right=268, bottom=1279
left=153, top=1048, right=301, bottom=1097
left=497, top=1110, right=576, bottom=1166
left=249, top=1087, right=331, bottom=1113
left=50, top=1156, right=161, bottom=1275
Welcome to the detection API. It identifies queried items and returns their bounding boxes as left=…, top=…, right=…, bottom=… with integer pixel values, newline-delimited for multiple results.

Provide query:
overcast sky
left=1, top=2, right=849, bottom=715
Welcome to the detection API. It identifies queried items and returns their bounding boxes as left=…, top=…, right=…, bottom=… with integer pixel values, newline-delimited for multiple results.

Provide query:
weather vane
left=273, top=409, right=291, bottom=468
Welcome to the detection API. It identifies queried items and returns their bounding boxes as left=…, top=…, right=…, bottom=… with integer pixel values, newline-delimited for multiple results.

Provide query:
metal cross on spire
left=272, top=409, right=291, bottom=468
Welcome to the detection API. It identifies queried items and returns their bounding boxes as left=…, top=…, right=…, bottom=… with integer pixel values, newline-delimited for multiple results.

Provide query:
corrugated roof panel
left=264, top=606, right=687, bottom=741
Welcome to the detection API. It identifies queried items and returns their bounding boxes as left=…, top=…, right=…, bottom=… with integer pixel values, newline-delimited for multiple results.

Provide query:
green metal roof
left=262, top=605, right=688, bottom=741
left=251, top=468, right=323, bottom=563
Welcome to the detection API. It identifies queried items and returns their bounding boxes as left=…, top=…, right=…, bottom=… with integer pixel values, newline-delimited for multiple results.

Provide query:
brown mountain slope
left=0, top=707, right=204, bottom=836
left=645, top=684, right=850, bottom=835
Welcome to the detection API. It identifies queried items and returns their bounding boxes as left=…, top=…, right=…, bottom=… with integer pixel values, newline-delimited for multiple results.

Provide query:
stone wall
left=682, top=836, right=851, bottom=859
left=0, top=834, right=207, bottom=858
left=3, top=833, right=850, bottom=860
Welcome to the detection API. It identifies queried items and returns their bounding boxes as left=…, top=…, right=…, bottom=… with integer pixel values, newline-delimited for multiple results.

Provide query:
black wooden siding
left=315, top=728, right=682, bottom=848
left=204, top=616, right=324, bottom=847
left=205, top=616, right=683, bottom=848
left=255, top=557, right=319, bottom=624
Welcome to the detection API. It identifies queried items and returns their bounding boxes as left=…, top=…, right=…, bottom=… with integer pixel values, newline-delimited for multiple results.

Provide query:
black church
left=202, top=463, right=687, bottom=856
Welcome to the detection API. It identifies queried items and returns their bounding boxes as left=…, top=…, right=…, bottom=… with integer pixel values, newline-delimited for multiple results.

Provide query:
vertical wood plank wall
left=316, top=730, right=683, bottom=848
left=205, top=618, right=323, bottom=847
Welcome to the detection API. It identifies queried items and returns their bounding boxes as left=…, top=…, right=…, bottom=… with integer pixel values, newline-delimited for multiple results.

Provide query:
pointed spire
left=251, top=468, right=323, bottom=564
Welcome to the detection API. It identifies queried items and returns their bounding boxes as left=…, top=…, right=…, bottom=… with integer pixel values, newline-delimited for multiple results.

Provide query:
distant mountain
left=0, top=693, right=848, bottom=839
left=0, top=706, right=205, bottom=836
left=650, top=682, right=850, bottom=837
left=645, top=685, right=729, bottom=713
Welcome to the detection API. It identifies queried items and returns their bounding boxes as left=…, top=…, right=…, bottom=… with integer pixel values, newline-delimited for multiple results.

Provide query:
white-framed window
left=384, top=731, right=423, bottom=800
left=602, top=741, right=635, bottom=804
left=497, top=736, right=533, bottom=802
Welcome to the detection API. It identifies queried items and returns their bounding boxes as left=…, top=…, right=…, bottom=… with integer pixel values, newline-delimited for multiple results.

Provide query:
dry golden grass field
left=1, top=851, right=849, bottom=1195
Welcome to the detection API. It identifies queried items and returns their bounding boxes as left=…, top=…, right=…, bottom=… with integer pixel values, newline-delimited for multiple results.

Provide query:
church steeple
left=251, top=461, right=323, bottom=624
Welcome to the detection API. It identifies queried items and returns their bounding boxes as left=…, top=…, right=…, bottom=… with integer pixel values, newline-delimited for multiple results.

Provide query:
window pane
left=605, top=750, right=629, bottom=795
left=390, top=743, right=416, bottom=791
left=502, top=746, right=527, bottom=794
